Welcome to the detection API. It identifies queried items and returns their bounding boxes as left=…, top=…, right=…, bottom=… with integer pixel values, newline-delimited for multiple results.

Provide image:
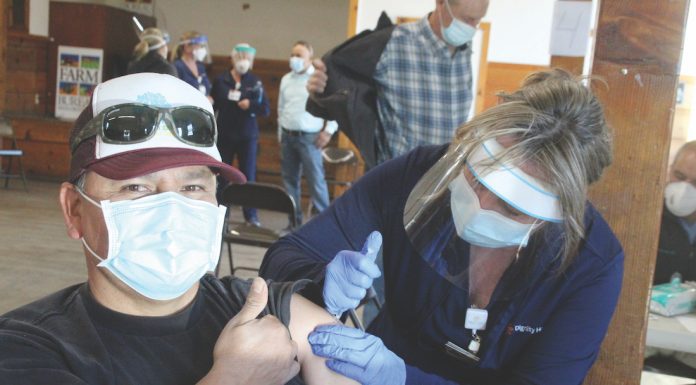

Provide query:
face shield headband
left=403, top=138, right=562, bottom=291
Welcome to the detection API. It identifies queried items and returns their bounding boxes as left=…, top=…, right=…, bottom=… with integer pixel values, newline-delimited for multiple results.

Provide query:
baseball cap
left=68, top=73, right=245, bottom=184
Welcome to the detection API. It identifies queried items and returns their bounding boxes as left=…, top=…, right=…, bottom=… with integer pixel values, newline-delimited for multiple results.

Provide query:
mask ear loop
left=74, top=186, right=106, bottom=262
left=515, top=219, right=540, bottom=261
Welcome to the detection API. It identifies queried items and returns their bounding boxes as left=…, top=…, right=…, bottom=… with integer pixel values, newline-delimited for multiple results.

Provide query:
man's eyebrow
left=182, top=168, right=214, bottom=180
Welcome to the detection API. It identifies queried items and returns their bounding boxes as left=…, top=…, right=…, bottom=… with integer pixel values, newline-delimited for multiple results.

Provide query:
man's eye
left=123, top=185, right=147, bottom=192
left=182, top=185, right=204, bottom=192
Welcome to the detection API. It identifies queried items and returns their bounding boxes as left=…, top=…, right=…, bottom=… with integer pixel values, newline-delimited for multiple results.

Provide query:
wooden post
left=584, top=1, right=690, bottom=384
left=1, top=0, right=7, bottom=115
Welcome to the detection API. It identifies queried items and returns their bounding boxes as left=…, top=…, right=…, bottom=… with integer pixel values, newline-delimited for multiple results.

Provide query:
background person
left=0, top=73, right=357, bottom=385
left=279, top=40, right=337, bottom=224
left=306, top=0, right=490, bottom=168
left=211, top=43, right=270, bottom=227
left=174, top=30, right=213, bottom=103
left=261, top=69, right=623, bottom=385
left=655, top=140, right=696, bottom=284
left=127, top=27, right=177, bottom=76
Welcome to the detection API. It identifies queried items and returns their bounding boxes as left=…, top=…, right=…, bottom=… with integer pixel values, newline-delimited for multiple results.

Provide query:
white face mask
left=449, top=174, right=538, bottom=248
left=193, top=47, right=207, bottom=62
left=665, top=181, right=696, bottom=217
left=439, top=0, right=477, bottom=46
left=78, top=189, right=227, bottom=301
left=235, top=59, right=251, bottom=75
left=289, top=57, right=306, bottom=73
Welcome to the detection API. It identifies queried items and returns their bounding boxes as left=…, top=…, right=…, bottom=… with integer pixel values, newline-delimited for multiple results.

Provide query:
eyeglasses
left=71, top=103, right=217, bottom=152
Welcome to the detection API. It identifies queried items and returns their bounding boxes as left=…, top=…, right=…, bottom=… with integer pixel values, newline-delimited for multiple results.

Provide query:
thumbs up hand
left=323, top=231, right=383, bottom=317
left=201, top=277, right=300, bottom=385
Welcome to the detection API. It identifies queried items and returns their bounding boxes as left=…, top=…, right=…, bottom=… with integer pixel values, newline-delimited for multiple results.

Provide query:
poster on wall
left=55, top=46, right=103, bottom=120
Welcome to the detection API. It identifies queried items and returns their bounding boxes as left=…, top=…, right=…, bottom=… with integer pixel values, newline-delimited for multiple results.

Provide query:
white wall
left=156, top=0, right=348, bottom=60
left=356, top=0, right=557, bottom=66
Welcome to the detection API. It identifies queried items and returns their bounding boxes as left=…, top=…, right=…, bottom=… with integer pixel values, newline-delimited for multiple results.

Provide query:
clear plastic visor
left=403, top=140, right=561, bottom=290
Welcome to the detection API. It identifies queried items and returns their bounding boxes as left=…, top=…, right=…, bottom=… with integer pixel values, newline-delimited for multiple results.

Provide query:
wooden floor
left=0, top=179, right=282, bottom=314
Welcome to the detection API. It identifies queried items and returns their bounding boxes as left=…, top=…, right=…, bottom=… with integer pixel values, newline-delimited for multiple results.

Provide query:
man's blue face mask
left=77, top=188, right=227, bottom=301
left=439, top=0, right=477, bottom=47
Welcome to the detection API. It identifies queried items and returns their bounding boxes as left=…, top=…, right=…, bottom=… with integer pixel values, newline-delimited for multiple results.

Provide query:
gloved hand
left=323, top=231, right=382, bottom=317
left=309, top=324, right=406, bottom=385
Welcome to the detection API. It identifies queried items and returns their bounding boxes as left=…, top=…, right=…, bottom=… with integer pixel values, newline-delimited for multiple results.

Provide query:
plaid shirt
left=374, top=16, right=473, bottom=163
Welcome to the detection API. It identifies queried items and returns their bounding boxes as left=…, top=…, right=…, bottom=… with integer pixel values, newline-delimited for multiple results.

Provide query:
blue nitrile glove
left=309, top=324, right=406, bottom=385
left=323, top=231, right=382, bottom=317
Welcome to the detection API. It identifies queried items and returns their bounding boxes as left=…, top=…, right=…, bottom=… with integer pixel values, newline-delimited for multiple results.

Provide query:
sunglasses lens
left=171, top=108, right=215, bottom=146
left=103, top=105, right=158, bottom=142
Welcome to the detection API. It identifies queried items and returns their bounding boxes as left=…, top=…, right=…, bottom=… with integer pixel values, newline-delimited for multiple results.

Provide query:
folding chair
left=306, top=146, right=360, bottom=219
left=0, top=118, right=27, bottom=191
left=218, top=182, right=298, bottom=275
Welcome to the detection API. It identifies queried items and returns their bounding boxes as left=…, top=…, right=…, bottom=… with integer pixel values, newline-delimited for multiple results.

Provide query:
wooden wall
left=47, top=1, right=156, bottom=116
left=4, top=32, right=49, bottom=116
left=481, top=62, right=549, bottom=110
left=584, top=1, right=689, bottom=384
left=0, top=0, right=7, bottom=115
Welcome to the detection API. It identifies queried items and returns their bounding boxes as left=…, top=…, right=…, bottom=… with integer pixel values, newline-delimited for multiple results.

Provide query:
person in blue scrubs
left=174, top=31, right=212, bottom=103
left=211, top=43, right=270, bottom=226
left=260, top=69, right=624, bottom=385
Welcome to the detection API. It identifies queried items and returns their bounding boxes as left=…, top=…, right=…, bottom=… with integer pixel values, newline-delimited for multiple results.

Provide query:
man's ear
left=59, top=182, right=83, bottom=240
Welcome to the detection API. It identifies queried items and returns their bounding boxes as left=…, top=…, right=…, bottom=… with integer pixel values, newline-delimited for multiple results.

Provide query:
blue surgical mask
left=448, top=174, right=537, bottom=248
left=78, top=189, right=227, bottom=301
left=289, top=57, right=306, bottom=73
left=439, top=0, right=477, bottom=47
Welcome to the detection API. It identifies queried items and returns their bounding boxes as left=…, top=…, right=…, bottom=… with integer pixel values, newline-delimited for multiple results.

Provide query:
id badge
left=465, top=308, right=488, bottom=331
left=228, top=90, right=242, bottom=101
left=198, top=85, right=207, bottom=95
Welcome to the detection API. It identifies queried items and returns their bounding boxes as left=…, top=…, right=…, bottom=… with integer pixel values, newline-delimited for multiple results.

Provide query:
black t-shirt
left=0, top=274, right=307, bottom=385
left=655, top=207, right=696, bottom=284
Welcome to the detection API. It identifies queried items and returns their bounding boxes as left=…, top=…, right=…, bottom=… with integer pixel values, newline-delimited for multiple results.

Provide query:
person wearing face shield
left=211, top=43, right=270, bottom=227
left=655, top=141, right=696, bottom=284
left=174, top=31, right=213, bottom=103
left=261, top=69, right=624, bottom=385
left=127, top=27, right=177, bottom=76
left=0, top=73, right=361, bottom=385
left=306, top=0, right=489, bottom=169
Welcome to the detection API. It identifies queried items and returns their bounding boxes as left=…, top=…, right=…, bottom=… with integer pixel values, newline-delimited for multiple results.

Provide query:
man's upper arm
left=288, top=294, right=359, bottom=385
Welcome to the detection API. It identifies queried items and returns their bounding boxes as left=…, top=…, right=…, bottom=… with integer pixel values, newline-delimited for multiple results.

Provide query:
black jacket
left=306, top=13, right=395, bottom=168
left=127, top=51, right=178, bottom=76
left=655, top=205, right=696, bottom=284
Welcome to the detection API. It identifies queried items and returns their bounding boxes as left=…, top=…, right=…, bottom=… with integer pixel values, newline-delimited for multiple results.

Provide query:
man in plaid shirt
left=309, top=0, right=489, bottom=164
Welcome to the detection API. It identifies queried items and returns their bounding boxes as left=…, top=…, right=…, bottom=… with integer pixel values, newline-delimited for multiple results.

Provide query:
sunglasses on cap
left=70, top=103, right=216, bottom=153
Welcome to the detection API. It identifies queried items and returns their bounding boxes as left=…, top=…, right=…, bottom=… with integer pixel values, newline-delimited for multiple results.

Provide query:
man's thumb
left=228, top=277, right=268, bottom=327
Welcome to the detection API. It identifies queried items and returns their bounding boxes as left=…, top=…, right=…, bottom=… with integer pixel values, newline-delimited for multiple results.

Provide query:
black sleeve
left=217, top=275, right=309, bottom=328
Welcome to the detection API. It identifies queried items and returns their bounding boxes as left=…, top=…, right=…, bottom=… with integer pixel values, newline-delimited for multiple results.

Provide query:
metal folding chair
left=217, top=182, right=298, bottom=275
left=0, top=118, right=27, bottom=191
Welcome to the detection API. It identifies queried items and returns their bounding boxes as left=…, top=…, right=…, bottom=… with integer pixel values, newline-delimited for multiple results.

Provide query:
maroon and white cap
left=69, top=73, right=245, bottom=184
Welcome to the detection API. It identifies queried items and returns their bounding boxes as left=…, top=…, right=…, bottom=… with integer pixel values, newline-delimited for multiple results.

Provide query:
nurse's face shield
left=403, top=138, right=563, bottom=291
left=231, top=45, right=256, bottom=65
left=180, top=35, right=210, bottom=62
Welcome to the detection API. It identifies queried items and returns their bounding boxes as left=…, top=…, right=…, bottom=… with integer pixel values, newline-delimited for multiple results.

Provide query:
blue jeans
left=281, top=131, right=330, bottom=223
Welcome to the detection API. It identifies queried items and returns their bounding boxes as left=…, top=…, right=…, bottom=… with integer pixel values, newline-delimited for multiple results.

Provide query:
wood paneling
left=0, top=0, right=8, bottom=115
left=550, top=56, right=584, bottom=76
left=4, top=117, right=72, bottom=179
left=482, top=62, right=549, bottom=111
left=5, top=32, right=49, bottom=116
left=583, top=1, right=690, bottom=384
left=47, top=2, right=156, bottom=116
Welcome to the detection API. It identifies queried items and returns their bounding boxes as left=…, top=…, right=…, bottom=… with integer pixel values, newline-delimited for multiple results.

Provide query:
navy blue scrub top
left=174, top=59, right=211, bottom=96
left=260, top=144, right=624, bottom=385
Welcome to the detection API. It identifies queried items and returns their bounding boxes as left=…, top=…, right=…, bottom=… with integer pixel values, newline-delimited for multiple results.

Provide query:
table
left=646, top=313, right=696, bottom=354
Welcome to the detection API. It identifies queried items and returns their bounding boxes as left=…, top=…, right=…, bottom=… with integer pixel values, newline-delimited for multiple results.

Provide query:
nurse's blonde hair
left=449, top=68, right=613, bottom=272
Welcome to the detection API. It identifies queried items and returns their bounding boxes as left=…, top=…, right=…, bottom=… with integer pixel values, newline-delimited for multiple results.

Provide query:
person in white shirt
left=278, top=41, right=338, bottom=224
